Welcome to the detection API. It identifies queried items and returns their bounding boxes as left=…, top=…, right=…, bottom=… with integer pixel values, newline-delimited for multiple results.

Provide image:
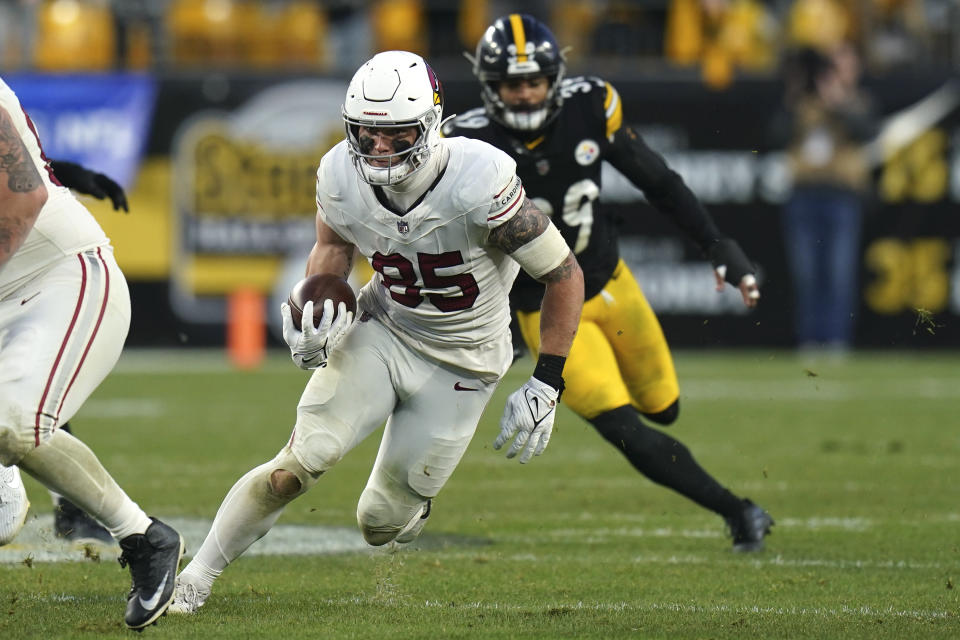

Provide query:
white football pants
left=0, top=247, right=129, bottom=465
left=291, top=314, right=501, bottom=540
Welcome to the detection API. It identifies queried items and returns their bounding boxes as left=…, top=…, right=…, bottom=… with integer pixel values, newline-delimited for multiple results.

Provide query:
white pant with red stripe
left=0, top=247, right=129, bottom=465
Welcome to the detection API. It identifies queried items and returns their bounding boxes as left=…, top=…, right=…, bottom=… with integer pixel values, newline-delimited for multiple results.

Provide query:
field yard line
left=631, top=553, right=951, bottom=572
left=0, top=515, right=367, bottom=564
left=311, top=596, right=950, bottom=621
left=427, top=550, right=953, bottom=572
left=646, top=601, right=952, bottom=620
left=680, top=378, right=960, bottom=400
left=78, top=398, right=165, bottom=418
left=19, top=593, right=954, bottom=621
left=111, top=349, right=293, bottom=374
left=547, top=517, right=874, bottom=542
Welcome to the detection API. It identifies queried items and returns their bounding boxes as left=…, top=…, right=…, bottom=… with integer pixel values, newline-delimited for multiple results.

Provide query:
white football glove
left=280, top=299, right=353, bottom=370
left=494, top=376, right=560, bottom=464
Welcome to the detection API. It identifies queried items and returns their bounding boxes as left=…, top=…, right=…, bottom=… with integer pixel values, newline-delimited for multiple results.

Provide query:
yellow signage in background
left=89, top=156, right=172, bottom=279
left=864, top=237, right=950, bottom=314
left=168, top=79, right=346, bottom=324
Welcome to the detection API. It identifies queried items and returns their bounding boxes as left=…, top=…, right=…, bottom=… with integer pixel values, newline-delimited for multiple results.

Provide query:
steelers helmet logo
left=574, top=139, right=599, bottom=166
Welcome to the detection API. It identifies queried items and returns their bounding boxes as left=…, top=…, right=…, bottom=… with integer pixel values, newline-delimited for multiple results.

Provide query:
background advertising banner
left=13, top=71, right=960, bottom=348
left=4, top=73, right=157, bottom=189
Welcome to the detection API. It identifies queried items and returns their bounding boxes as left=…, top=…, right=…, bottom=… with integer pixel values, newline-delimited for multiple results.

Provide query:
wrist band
left=533, top=353, right=566, bottom=395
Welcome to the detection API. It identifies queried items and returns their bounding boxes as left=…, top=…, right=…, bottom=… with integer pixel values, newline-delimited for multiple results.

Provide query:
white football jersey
left=0, top=78, right=108, bottom=292
left=316, top=137, right=524, bottom=376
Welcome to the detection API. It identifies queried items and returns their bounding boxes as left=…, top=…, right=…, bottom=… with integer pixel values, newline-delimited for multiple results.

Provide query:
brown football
left=287, top=274, right=358, bottom=331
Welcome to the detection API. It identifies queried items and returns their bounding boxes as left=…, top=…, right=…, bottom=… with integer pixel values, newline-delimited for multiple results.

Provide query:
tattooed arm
left=305, top=215, right=355, bottom=280
left=489, top=196, right=583, bottom=357
left=0, top=105, right=46, bottom=268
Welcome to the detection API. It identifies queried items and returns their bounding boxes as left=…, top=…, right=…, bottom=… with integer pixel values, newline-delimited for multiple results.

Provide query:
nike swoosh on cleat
left=453, top=382, right=478, bottom=391
left=138, top=571, right=170, bottom=611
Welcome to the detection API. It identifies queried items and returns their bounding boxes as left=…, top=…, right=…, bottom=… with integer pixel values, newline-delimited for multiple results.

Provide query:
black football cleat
left=54, top=498, right=114, bottom=545
left=725, top=499, right=774, bottom=552
left=118, top=518, right=185, bottom=629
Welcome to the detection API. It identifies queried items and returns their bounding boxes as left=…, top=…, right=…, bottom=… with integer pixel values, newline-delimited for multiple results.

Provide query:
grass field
left=1, top=349, right=958, bottom=639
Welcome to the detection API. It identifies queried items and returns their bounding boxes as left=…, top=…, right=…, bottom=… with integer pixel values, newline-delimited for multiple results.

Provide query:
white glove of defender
left=494, top=376, right=560, bottom=464
left=280, top=299, right=353, bottom=370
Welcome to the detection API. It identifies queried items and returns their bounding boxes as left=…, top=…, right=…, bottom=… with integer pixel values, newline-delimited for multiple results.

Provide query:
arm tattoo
left=0, top=109, right=41, bottom=193
left=539, top=252, right=577, bottom=283
left=487, top=197, right=549, bottom=254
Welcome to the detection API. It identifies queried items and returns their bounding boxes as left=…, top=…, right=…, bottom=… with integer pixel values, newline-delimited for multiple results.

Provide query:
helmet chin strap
left=380, top=144, right=449, bottom=211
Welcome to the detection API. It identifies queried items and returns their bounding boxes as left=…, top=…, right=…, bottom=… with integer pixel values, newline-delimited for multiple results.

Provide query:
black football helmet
left=468, top=14, right=566, bottom=132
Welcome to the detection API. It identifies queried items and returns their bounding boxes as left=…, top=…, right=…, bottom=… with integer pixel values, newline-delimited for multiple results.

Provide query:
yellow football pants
left=517, top=260, right=678, bottom=420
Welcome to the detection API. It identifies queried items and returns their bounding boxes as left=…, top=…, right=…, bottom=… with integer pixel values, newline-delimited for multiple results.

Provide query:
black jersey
left=445, top=76, right=722, bottom=312
left=444, top=76, right=621, bottom=311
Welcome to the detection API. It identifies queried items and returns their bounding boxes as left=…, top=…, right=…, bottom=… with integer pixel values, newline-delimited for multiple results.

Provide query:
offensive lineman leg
left=49, top=421, right=114, bottom=543
left=16, top=429, right=153, bottom=539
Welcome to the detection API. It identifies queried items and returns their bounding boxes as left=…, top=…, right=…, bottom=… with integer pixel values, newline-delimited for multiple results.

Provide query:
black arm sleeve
left=606, top=126, right=722, bottom=252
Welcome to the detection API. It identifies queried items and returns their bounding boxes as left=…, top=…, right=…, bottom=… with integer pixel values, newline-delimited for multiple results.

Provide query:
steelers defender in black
left=443, top=13, right=773, bottom=551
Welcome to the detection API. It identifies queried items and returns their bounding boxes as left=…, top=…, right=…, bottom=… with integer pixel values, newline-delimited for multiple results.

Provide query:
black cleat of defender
left=54, top=498, right=114, bottom=545
left=725, top=499, right=774, bottom=552
left=118, top=518, right=185, bottom=629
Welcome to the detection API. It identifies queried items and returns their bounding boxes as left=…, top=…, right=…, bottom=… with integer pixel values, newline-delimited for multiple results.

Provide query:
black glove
left=49, top=160, right=129, bottom=212
left=706, top=237, right=754, bottom=286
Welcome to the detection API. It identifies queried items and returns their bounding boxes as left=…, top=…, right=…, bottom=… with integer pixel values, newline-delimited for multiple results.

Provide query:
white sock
left=187, top=459, right=296, bottom=576
left=17, top=430, right=152, bottom=540
left=179, top=557, right=221, bottom=591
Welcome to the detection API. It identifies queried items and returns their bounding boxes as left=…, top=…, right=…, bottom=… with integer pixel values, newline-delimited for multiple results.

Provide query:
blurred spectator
left=860, top=0, right=931, bottom=70
left=769, top=43, right=879, bottom=354
left=665, top=0, right=778, bottom=90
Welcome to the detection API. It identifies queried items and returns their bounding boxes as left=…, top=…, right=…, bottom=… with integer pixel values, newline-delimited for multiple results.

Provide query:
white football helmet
left=342, top=51, right=444, bottom=186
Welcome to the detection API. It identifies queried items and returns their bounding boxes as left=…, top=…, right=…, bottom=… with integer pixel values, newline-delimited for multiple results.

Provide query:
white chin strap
left=503, top=107, right=550, bottom=131
left=360, top=159, right=415, bottom=186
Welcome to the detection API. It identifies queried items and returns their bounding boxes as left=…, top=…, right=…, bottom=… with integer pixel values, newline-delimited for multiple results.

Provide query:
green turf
left=2, top=349, right=958, bottom=638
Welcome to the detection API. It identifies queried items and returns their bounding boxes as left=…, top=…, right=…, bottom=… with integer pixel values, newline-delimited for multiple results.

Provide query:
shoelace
left=178, top=583, right=199, bottom=605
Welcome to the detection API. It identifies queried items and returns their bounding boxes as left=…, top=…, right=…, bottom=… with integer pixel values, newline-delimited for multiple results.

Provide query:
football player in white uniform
left=0, top=77, right=184, bottom=630
left=170, top=50, right=584, bottom=614
left=1, top=159, right=128, bottom=547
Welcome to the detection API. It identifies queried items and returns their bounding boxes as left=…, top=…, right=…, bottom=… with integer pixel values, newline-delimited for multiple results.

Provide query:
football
left=287, top=274, right=358, bottom=331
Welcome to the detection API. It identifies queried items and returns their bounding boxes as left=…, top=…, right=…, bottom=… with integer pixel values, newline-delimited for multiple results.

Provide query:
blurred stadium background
left=2, top=0, right=960, bottom=359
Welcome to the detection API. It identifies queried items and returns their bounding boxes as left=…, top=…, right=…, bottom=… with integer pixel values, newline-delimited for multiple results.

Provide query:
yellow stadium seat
left=249, top=1, right=328, bottom=69
left=371, top=0, right=426, bottom=56
left=167, top=0, right=244, bottom=65
left=33, top=0, right=116, bottom=71
left=787, top=0, right=850, bottom=51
